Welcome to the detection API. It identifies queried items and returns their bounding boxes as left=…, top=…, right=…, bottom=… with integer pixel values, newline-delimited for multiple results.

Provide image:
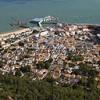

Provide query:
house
left=52, top=67, right=61, bottom=79
left=37, top=69, right=48, bottom=80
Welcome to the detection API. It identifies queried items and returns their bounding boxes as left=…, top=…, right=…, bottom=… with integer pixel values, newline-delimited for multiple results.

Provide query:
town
left=0, top=22, right=100, bottom=89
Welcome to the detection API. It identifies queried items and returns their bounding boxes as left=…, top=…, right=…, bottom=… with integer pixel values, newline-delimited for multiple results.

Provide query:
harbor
left=0, top=0, right=100, bottom=32
left=0, top=15, right=100, bottom=48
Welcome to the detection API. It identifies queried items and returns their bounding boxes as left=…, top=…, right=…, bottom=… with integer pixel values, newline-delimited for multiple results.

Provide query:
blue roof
left=31, top=18, right=43, bottom=22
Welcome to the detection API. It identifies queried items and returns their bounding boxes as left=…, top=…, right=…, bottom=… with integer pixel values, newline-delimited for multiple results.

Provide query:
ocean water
left=0, top=0, right=100, bottom=32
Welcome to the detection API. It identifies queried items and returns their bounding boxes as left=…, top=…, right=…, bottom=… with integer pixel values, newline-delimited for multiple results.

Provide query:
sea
left=0, top=0, right=100, bottom=32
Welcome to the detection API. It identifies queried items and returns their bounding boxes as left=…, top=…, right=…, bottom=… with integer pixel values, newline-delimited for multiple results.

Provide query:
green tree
left=20, top=65, right=31, bottom=73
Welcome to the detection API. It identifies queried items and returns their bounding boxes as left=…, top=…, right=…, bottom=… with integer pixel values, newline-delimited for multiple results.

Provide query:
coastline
left=0, top=28, right=31, bottom=38
left=0, top=23, right=100, bottom=39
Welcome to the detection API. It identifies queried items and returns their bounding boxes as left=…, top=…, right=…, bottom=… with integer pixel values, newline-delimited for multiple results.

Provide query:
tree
left=15, top=69, right=21, bottom=76
left=67, top=53, right=84, bottom=62
left=0, top=74, right=99, bottom=100
left=18, top=41, right=24, bottom=46
left=87, top=77, right=97, bottom=89
left=36, top=58, right=53, bottom=69
left=20, top=65, right=31, bottom=73
left=0, top=60, right=3, bottom=68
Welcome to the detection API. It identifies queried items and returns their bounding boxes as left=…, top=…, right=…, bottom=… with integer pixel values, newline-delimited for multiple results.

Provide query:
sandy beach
left=0, top=28, right=31, bottom=38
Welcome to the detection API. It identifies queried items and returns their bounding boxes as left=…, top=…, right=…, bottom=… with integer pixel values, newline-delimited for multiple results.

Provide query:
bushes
left=20, top=65, right=31, bottom=73
left=18, top=41, right=24, bottom=47
left=67, top=53, right=84, bottom=62
left=0, top=74, right=100, bottom=100
left=0, top=60, right=3, bottom=68
left=36, top=58, right=53, bottom=69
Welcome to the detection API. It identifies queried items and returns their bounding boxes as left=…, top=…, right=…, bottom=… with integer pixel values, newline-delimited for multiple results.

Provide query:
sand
left=0, top=28, right=31, bottom=38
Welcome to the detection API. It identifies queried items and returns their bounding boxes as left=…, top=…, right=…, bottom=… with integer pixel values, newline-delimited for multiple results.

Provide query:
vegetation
left=20, top=65, right=31, bottom=73
left=18, top=41, right=24, bottom=47
left=36, top=58, right=53, bottom=69
left=73, top=63, right=98, bottom=77
left=0, top=60, right=3, bottom=68
left=0, top=73, right=100, bottom=100
left=67, top=53, right=84, bottom=62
